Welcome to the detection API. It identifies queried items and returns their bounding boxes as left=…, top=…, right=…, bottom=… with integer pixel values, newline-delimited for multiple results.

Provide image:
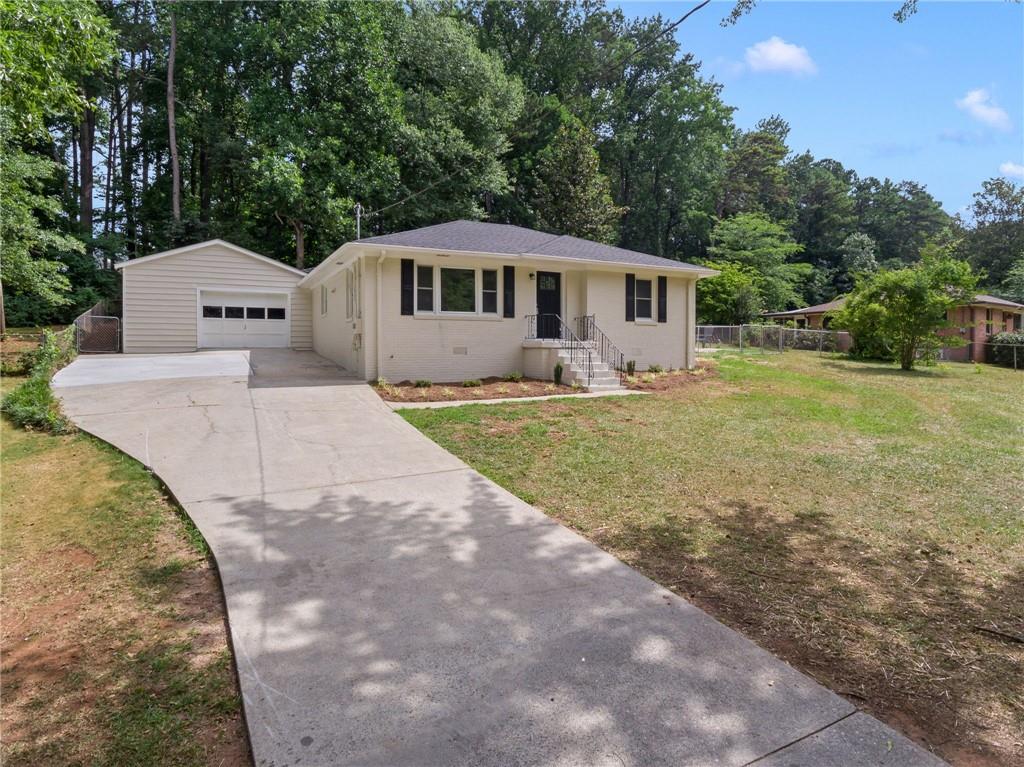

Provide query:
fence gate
left=75, top=314, right=120, bottom=353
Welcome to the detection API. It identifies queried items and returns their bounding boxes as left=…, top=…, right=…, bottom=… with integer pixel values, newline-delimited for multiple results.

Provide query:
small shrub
left=647, top=364, right=664, bottom=374
left=987, top=331, right=1024, bottom=368
left=462, top=379, right=482, bottom=388
left=570, top=380, right=583, bottom=391
left=544, top=383, right=556, bottom=392
left=518, top=383, right=530, bottom=393
left=625, top=359, right=636, bottom=375
left=496, top=384, right=510, bottom=395
left=441, top=387, right=455, bottom=398
left=641, top=373, right=655, bottom=384
left=503, top=371, right=523, bottom=382
left=553, top=362, right=564, bottom=385
left=1, top=327, right=77, bottom=433
left=414, top=379, right=432, bottom=388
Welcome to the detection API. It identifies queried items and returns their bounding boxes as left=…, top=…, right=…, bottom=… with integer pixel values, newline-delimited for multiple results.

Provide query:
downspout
left=376, top=251, right=386, bottom=381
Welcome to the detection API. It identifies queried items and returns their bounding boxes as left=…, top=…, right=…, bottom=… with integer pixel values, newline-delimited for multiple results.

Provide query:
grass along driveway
left=402, top=352, right=1023, bottom=766
left=1, top=376, right=248, bottom=766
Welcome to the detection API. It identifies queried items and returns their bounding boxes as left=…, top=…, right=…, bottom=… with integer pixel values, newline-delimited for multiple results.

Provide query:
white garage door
left=199, top=291, right=290, bottom=348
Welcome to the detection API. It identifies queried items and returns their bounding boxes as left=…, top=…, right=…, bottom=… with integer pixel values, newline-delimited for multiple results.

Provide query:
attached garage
left=116, top=240, right=312, bottom=353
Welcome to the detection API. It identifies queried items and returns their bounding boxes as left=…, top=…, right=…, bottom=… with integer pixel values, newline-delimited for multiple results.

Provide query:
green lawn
left=402, top=352, right=1023, bottom=766
left=1, top=376, right=248, bottom=766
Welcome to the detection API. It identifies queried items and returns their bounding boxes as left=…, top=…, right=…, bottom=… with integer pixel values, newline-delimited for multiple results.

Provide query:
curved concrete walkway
left=54, top=350, right=944, bottom=766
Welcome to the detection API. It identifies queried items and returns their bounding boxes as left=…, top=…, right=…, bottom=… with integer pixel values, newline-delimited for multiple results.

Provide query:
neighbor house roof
left=114, top=239, right=307, bottom=277
left=763, top=297, right=847, bottom=318
left=301, top=220, right=716, bottom=287
left=972, top=294, right=1024, bottom=310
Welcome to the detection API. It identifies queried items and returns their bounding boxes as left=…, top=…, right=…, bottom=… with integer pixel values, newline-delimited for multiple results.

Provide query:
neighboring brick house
left=764, top=294, right=1024, bottom=362
left=942, top=294, right=1024, bottom=362
left=762, top=297, right=847, bottom=329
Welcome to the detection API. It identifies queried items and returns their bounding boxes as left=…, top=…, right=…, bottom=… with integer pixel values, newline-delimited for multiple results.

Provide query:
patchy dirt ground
left=374, top=375, right=581, bottom=402
left=1, top=379, right=249, bottom=767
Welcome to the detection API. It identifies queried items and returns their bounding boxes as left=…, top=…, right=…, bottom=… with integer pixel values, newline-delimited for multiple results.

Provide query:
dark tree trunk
left=199, top=143, right=211, bottom=223
left=80, top=105, right=95, bottom=236
left=167, top=7, right=181, bottom=222
left=293, top=219, right=305, bottom=270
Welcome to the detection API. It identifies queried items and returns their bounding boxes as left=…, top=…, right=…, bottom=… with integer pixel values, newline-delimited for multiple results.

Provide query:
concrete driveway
left=53, top=350, right=943, bottom=766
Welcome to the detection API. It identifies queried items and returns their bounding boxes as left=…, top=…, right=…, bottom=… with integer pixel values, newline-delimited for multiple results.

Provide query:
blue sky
left=611, top=1, right=1023, bottom=215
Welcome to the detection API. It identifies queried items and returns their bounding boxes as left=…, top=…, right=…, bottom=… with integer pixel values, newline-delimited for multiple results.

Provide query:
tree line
left=2, top=0, right=1022, bottom=329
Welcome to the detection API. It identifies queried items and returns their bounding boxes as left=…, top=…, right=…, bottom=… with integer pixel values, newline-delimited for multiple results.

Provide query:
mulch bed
left=374, top=376, right=582, bottom=402
left=624, top=362, right=716, bottom=392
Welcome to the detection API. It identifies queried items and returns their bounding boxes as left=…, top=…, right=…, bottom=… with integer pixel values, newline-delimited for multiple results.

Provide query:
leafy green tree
left=0, top=0, right=115, bottom=329
left=696, top=261, right=763, bottom=324
left=531, top=121, right=624, bottom=243
left=237, top=0, right=403, bottom=267
left=385, top=10, right=524, bottom=231
left=851, top=177, right=948, bottom=266
left=787, top=153, right=855, bottom=289
left=835, top=232, right=878, bottom=293
left=999, top=257, right=1024, bottom=303
left=832, top=245, right=978, bottom=369
left=957, top=178, right=1024, bottom=290
left=717, top=117, right=791, bottom=221
left=707, top=213, right=810, bottom=311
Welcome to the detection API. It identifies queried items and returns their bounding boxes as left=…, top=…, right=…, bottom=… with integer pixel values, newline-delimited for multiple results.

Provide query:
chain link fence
left=74, top=300, right=121, bottom=353
left=696, top=324, right=852, bottom=355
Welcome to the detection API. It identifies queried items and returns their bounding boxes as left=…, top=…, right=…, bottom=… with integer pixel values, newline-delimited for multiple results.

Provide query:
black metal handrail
left=525, top=313, right=593, bottom=385
left=575, top=315, right=626, bottom=384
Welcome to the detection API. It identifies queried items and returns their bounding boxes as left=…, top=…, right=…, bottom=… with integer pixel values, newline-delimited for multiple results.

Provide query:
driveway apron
left=53, top=350, right=944, bottom=766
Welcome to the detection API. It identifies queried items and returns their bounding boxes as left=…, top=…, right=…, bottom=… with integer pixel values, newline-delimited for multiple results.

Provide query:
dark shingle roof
left=356, top=220, right=710, bottom=272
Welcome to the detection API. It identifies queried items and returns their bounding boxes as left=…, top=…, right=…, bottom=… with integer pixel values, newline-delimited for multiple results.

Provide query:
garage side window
left=320, top=285, right=327, bottom=316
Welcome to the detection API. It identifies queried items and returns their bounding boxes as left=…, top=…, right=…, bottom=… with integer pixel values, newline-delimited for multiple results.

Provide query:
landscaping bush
left=462, top=379, right=482, bottom=388
left=986, top=331, right=1024, bottom=368
left=1, top=327, right=76, bottom=433
left=414, top=379, right=432, bottom=388
left=503, top=371, right=523, bottom=382
left=647, top=364, right=664, bottom=374
left=553, top=362, right=564, bottom=386
left=625, top=360, right=636, bottom=376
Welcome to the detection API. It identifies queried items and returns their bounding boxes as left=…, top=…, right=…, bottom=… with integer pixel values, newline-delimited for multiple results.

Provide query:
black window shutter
left=657, top=276, right=667, bottom=323
left=400, top=259, right=414, bottom=315
left=625, top=273, right=635, bottom=322
left=503, top=265, right=515, bottom=318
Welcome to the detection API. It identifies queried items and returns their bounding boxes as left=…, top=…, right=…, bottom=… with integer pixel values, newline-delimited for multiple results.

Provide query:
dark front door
left=536, top=271, right=561, bottom=338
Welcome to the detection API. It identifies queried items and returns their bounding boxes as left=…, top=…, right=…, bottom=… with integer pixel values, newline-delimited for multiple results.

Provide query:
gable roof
left=114, top=239, right=306, bottom=277
left=973, top=294, right=1024, bottom=310
left=763, top=297, right=847, bottom=318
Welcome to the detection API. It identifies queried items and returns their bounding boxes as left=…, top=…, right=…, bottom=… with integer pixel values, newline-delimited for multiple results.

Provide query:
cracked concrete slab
left=54, top=349, right=947, bottom=766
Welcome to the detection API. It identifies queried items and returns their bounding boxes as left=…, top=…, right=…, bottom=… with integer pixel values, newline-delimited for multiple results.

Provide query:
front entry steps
left=554, top=346, right=624, bottom=392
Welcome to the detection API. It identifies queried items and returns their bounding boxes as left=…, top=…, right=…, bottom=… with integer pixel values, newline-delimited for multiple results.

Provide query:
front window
left=441, top=268, right=476, bottom=313
left=482, top=269, right=498, bottom=314
left=416, top=265, right=434, bottom=312
left=635, top=279, right=653, bottom=320
left=986, top=308, right=993, bottom=335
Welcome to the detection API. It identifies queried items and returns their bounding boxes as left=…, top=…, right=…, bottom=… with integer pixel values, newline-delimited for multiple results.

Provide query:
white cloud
left=955, top=88, right=1011, bottom=131
left=745, top=37, right=817, bottom=76
left=1000, top=161, right=1024, bottom=179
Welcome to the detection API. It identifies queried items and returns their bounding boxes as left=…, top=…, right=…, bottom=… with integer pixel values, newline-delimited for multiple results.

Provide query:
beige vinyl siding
left=121, top=243, right=310, bottom=353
